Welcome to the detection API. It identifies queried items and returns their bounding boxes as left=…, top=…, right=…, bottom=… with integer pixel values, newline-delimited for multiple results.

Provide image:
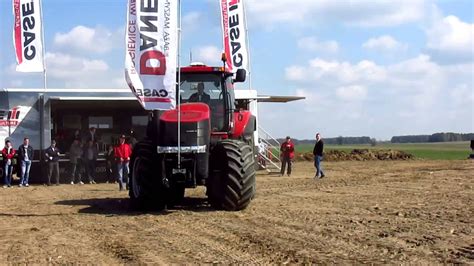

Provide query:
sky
left=0, top=0, right=473, bottom=140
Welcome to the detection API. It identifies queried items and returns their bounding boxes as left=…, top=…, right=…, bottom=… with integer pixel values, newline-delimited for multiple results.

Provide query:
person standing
left=45, top=140, right=61, bottom=185
left=114, top=134, right=132, bottom=191
left=85, top=127, right=98, bottom=143
left=83, top=140, right=98, bottom=184
left=129, top=129, right=138, bottom=149
left=105, top=144, right=115, bottom=183
left=69, top=139, right=84, bottom=185
left=313, top=133, right=325, bottom=179
left=17, top=137, right=33, bottom=187
left=2, top=140, right=16, bottom=188
left=67, top=129, right=81, bottom=148
left=73, top=129, right=81, bottom=140
left=280, top=136, right=295, bottom=177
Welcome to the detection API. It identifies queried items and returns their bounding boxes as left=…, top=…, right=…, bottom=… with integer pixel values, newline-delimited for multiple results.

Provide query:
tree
left=370, top=138, right=377, bottom=146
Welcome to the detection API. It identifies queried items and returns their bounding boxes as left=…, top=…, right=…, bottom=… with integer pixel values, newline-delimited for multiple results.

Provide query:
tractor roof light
left=190, top=62, right=206, bottom=67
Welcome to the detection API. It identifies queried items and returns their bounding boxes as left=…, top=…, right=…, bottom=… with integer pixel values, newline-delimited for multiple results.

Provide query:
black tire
left=207, top=139, right=256, bottom=211
left=129, top=140, right=166, bottom=211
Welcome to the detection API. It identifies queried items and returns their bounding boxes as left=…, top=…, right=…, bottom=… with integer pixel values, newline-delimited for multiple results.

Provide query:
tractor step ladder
left=257, top=126, right=281, bottom=174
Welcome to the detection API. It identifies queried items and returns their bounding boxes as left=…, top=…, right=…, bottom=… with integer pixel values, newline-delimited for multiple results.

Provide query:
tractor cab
left=178, top=63, right=246, bottom=133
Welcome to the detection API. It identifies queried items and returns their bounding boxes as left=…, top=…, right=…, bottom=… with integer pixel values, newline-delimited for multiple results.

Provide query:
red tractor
left=129, top=63, right=257, bottom=211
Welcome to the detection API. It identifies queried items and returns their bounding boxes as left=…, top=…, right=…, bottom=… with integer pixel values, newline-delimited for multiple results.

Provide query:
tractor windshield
left=178, top=73, right=228, bottom=131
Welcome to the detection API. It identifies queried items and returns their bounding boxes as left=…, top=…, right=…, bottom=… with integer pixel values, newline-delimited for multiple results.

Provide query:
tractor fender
left=231, top=111, right=256, bottom=140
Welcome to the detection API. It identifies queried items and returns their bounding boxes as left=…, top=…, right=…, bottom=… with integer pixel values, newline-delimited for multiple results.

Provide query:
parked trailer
left=0, top=88, right=149, bottom=183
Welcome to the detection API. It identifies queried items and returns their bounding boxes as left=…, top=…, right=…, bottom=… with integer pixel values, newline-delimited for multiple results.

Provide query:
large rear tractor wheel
left=207, top=139, right=256, bottom=211
left=129, top=140, right=166, bottom=211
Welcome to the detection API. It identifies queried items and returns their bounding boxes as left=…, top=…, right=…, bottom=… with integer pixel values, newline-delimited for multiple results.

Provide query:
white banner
left=13, top=0, right=44, bottom=73
left=220, top=0, right=248, bottom=73
left=0, top=105, right=32, bottom=145
left=125, top=0, right=177, bottom=110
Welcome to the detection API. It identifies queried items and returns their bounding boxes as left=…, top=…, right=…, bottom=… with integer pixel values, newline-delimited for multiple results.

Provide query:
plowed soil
left=0, top=160, right=473, bottom=264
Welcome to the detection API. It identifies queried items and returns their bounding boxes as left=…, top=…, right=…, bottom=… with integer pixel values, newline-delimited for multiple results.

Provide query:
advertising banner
left=125, top=0, right=178, bottom=110
left=13, top=0, right=44, bottom=72
left=220, top=0, right=248, bottom=73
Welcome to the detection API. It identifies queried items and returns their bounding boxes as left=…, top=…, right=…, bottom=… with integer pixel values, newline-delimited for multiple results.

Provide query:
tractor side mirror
left=234, top=69, right=247, bottom=83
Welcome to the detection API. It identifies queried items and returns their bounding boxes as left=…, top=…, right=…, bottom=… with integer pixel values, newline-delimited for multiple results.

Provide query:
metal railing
left=257, top=126, right=281, bottom=173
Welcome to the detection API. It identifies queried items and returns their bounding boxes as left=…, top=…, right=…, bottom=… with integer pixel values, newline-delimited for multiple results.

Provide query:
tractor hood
left=160, top=103, right=210, bottom=123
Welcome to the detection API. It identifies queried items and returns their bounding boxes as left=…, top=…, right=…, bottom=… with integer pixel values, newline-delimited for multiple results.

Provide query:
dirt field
left=0, top=160, right=472, bottom=264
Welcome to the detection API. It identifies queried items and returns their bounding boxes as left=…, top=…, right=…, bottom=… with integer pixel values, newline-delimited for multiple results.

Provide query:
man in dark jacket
left=69, top=139, right=83, bottom=185
left=45, top=140, right=61, bottom=185
left=188, top=82, right=210, bottom=104
left=83, top=140, right=98, bottom=184
left=313, top=133, right=325, bottom=179
left=17, top=137, right=34, bottom=187
left=84, top=127, right=98, bottom=143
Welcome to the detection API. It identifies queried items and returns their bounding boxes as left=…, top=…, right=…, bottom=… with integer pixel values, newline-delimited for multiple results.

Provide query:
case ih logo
left=0, top=107, right=21, bottom=127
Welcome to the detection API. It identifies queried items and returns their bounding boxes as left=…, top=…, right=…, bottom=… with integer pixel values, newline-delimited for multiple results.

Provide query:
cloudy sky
left=0, top=0, right=472, bottom=140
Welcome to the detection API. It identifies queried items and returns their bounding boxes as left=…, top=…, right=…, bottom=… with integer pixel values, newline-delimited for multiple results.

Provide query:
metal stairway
left=257, top=126, right=281, bottom=174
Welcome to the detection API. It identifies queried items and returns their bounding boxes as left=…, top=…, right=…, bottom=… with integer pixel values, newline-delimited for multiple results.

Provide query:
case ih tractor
left=129, top=62, right=257, bottom=211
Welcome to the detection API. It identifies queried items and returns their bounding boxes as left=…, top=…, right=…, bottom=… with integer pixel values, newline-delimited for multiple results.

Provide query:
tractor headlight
left=157, top=145, right=207, bottom=154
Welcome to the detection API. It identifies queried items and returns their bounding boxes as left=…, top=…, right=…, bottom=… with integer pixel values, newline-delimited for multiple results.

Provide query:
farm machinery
left=129, top=62, right=257, bottom=211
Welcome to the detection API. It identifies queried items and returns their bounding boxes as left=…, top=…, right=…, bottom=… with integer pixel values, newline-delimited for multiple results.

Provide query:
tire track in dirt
left=0, top=160, right=472, bottom=264
left=151, top=215, right=265, bottom=263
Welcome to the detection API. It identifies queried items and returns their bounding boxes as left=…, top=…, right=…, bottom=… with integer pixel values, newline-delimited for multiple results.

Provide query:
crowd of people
left=1, top=128, right=133, bottom=191
left=3, top=127, right=327, bottom=189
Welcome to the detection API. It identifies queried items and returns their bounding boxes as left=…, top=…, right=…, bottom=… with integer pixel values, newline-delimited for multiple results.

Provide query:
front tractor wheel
left=129, top=141, right=166, bottom=211
left=207, top=139, right=256, bottom=211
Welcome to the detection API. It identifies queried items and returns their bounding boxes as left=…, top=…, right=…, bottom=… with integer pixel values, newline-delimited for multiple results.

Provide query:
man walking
left=18, top=137, right=33, bottom=187
left=2, top=140, right=16, bottom=188
left=114, top=134, right=132, bottom=191
left=280, top=136, right=295, bottom=176
left=69, top=139, right=84, bottom=185
left=313, top=133, right=325, bottom=179
left=45, top=140, right=61, bottom=185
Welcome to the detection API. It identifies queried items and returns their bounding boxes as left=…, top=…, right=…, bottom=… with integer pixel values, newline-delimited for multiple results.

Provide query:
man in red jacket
left=280, top=136, right=295, bottom=176
left=114, top=134, right=132, bottom=191
left=2, top=140, right=16, bottom=188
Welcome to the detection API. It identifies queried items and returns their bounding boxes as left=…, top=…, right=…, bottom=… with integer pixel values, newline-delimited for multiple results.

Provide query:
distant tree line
left=273, top=132, right=473, bottom=145
left=391, top=133, right=474, bottom=143
left=285, top=136, right=373, bottom=145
